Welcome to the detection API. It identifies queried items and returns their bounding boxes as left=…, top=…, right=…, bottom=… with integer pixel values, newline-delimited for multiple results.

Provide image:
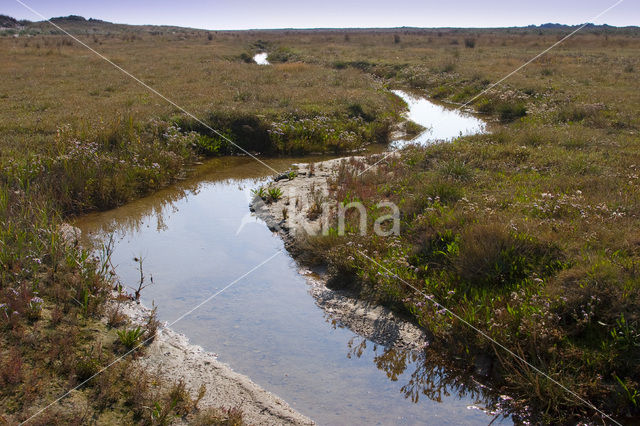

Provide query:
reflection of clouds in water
left=392, top=89, right=486, bottom=148
left=76, top=174, right=269, bottom=246
left=236, top=182, right=267, bottom=236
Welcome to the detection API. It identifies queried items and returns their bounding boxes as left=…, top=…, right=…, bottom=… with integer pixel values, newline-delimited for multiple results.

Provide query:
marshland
left=1, top=12, right=640, bottom=425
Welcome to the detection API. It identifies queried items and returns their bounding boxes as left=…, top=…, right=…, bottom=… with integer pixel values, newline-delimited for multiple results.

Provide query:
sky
left=3, top=0, right=638, bottom=30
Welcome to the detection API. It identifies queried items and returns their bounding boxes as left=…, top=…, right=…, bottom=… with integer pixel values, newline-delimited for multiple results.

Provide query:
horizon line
left=2, top=13, right=638, bottom=32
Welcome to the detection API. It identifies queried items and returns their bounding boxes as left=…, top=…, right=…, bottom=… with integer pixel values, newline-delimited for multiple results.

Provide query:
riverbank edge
left=62, top=226, right=314, bottom=426
left=249, top=157, right=429, bottom=352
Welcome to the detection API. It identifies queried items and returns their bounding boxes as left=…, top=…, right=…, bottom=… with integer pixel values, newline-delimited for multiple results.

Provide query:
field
left=1, top=15, right=639, bottom=424
left=301, top=27, right=640, bottom=423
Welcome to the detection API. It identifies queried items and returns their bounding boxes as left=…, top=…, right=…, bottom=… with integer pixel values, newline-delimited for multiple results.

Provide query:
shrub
left=238, top=52, right=253, bottom=63
left=454, top=224, right=562, bottom=289
left=464, top=38, right=476, bottom=48
left=497, top=102, right=527, bottom=122
left=267, top=46, right=298, bottom=63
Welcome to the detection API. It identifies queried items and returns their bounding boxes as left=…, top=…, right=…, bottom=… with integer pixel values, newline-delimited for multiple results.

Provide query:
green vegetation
left=0, top=188, right=239, bottom=424
left=1, top=15, right=639, bottom=423
left=267, top=187, right=284, bottom=202
left=299, top=27, right=640, bottom=423
left=116, top=326, right=145, bottom=350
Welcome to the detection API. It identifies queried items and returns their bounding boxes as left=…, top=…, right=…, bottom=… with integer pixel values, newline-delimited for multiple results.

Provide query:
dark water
left=74, top=96, right=508, bottom=425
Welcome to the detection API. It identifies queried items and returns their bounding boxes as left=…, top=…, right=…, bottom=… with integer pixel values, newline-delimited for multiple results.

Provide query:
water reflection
left=254, top=52, right=270, bottom=65
left=74, top=101, right=503, bottom=424
left=392, top=90, right=486, bottom=147
left=346, top=336, right=513, bottom=424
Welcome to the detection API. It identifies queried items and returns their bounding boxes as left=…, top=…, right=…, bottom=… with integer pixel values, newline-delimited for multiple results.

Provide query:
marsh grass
left=291, top=27, right=639, bottom=422
left=0, top=185, right=233, bottom=423
left=2, top=18, right=639, bottom=423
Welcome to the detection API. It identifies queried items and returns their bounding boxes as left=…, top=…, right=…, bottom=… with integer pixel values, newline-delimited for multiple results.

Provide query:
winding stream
left=74, top=93, right=508, bottom=425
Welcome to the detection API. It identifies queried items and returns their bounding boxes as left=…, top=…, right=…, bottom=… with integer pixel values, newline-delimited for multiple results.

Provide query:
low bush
left=454, top=223, right=562, bottom=289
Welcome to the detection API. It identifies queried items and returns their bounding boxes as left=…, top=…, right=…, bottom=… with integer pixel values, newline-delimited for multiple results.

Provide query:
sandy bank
left=117, top=300, right=314, bottom=425
left=250, top=157, right=427, bottom=351
left=61, top=224, right=313, bottom=425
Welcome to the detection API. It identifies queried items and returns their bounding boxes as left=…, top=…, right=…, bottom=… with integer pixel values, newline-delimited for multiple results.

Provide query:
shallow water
left=254, top=52, right=270, bottom=65
left=392, top=90, right=486, bottom=147
left=74, top=95, right=504, bottom=425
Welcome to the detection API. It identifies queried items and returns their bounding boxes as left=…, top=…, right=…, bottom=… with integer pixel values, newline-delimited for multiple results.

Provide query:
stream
left=74, top=92, right=508, bottom=425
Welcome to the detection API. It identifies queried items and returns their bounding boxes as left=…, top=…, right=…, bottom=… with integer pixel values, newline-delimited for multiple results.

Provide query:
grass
left=1, top=15, right=639, bottom=423
left=0, top=186, right=239, bottom=424
left=297, top=28, right=640, bottom=422
left=267, top=187, right=284, bottom=202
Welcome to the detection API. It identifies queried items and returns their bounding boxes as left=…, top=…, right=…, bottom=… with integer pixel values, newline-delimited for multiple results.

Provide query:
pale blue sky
left=4, top=0, right=638, bottom=30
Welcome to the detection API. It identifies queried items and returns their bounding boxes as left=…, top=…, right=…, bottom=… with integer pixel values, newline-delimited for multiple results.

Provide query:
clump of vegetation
left=116, top=326, right=145, bottom=350
left=251, top=186, right=267, bottom=200
left=267, top=187, right=283, bottom=202
left=401, top=120, right=425, bottom=137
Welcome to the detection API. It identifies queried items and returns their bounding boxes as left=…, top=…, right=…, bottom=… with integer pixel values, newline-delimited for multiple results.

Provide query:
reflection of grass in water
left=346, top=336, right=508, bottom=418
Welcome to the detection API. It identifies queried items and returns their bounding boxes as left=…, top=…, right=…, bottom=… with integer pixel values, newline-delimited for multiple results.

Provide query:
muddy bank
left=61, top=224, right=313, bottom=426
left=250, top=158, right=427, bottom=351
left=117, top=300, right=314, bottom=425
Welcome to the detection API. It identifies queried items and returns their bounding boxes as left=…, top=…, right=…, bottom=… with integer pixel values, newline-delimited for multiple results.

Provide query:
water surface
left=392, top=90, right=486, bottom=147
left=75, top=96, right=502, bottom=425
left=254, top=52, right=270, bottom=65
